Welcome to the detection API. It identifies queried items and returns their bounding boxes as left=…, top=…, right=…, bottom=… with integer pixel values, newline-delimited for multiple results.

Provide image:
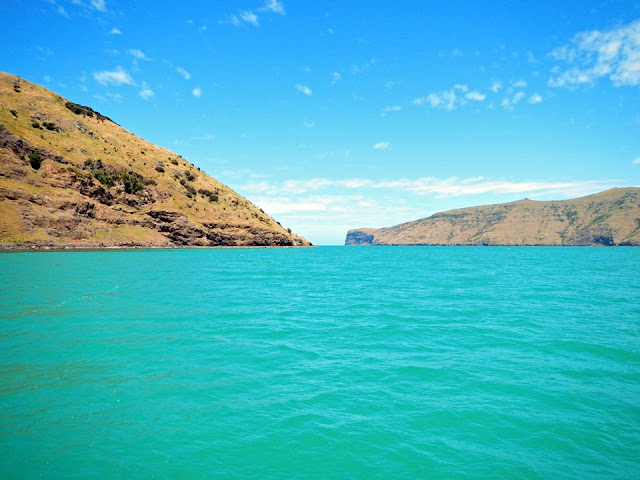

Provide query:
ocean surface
left=0, top=246, right=639, bottom=479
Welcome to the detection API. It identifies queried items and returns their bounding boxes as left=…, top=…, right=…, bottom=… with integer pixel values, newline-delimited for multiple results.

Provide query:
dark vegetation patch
left=65, top=101, right=115, bottom=124
left=198, top=188, right=219, bottom=202
left=42, top=121, right=60, bottom=132
left=10, top=109, right=18, bottom=118
left=82, top=158, right=153, bottom=193
left=29, top=152, right=42, bottom=170
left=184, top=183, right=196, bottom=198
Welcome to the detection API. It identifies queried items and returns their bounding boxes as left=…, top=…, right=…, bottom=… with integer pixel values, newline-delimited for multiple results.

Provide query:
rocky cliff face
left=346, top=188, right=640, bottom=246
left=0, top=73, right=311, bottom=248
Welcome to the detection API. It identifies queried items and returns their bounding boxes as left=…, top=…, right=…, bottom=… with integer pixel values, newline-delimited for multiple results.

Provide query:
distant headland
left=346, top=187, right=640, bottom=246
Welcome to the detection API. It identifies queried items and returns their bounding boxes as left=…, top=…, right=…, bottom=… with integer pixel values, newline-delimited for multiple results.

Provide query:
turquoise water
left=1, top=247, right=639, bottom=479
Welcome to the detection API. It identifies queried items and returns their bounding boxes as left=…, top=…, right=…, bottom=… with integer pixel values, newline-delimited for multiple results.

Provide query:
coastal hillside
left=0, top=73, right=310, bottom=248
left=346, top=188, right=640, bottom=246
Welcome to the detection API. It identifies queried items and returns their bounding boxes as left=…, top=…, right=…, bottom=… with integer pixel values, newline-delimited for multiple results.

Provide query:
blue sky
left=2, top=0, right=639, bottom=244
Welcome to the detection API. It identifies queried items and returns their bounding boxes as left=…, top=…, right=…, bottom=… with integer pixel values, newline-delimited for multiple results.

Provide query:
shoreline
left=0, top=244, right=316, bottom=252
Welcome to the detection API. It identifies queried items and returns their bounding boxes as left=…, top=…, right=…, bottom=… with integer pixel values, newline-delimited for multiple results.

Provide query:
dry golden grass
left=0, top=72, right=310, bottom=247
left=347, top=188, right=640, bottom=246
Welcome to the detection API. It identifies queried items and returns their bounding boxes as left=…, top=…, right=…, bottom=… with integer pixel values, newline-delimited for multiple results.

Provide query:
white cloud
left=91, top=0, right=106, bottom=11
left=295, top=84, right=312, bottom=96
left=177, top=67, right=191, bottom=80
left=414, top=90, right=459, bottom=110
left=466, top=91, right=486, bottom=101
left=139, top=87, right=154, bottom=100
left=192, top=87, right=202, bottom=97
left=110, top=28, right=121, bottom=35
left=72, top=0, right=106, bottom=11
left=240, top=10, right=259, bottom=26
left=632, top=157, right=640, bottom=165
left=351, top=58, right=377, bottom=75
left=260, top=0, right=285, bottom=15
left=303, top=121, right=315, bottom=128
left=373, top=141, right=391, bottom=150
left=382, top=105, right=402, bottom=116
left=129, top=49, right=150, bottom=61
left=240, top=176, right=618, bottom=199
left=490, top=81, right=502, bottom=93
left=57, top=6, right=70, bottom=18
left=44, top=75, right=52, bottom=83
left=452, top=48, right=463, bottom=57
left=93, top=66, right=134, bottom=86
left=512, top=79, right=527, bottom=88
left=331, top=72, right=342, bottom=85
left=501, top=91, right=526, bottom=110
left=549, top=19, right=640, bottom=87
left=453, top=84, right=468, bottom=92
left=528, top=93, right=542, bottom=104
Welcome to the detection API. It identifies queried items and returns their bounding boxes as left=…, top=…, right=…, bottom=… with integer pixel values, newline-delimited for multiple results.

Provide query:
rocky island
left=346, top=188, right=640, bottom=246
left=0, top=73, right=311, bottom=249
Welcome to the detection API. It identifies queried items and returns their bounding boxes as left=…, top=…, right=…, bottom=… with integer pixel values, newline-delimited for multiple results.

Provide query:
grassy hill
left=0, top=72, right=311, bottom=248
left=346, top=188, right=640, bottom=246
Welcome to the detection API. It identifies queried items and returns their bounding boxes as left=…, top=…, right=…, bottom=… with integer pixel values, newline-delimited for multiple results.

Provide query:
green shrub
left=119, top=171, right=144, bottom=194
left=184, top=183, right=196, bottom=198
left=29, top=153, right=43, bottom=170
left=155, top=166, right=165, bottom=173
left=93, top=169, right=114, bottom=187
left=197, top=188, right=219, bottom=202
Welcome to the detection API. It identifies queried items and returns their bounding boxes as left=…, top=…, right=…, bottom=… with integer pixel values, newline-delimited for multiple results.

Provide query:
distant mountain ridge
left=0, top=72, right=311, bottom=248
left=346, top=188, right=640, bottom=246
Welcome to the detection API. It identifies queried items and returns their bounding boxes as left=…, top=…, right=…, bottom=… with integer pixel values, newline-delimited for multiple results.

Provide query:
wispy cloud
left=501, top=91, right=526, bottom=110
left=240, top=176, right=619, bottom=199
left=93, top=66, right=134, bottom=86
left=71, top=0, right=107, bottom=12
left=549, top=19, right=640, bottom=87
left=451, top=48, right=463, bottom=57
left=528, top=93, right=542, bottom=104
left=373, top=141, right=391, bottom=150
left=57, top=5, right=70, bottom=18
left=512, top=79, right=527, bottom=88
left=382, top=105, right=402, bottom=116
left=139, top=85, right=154, bottom=100
left=128, top=49, right=150, bottom=61
left=110, top=28, right=121, bottom=35
left=295, top=84, right=312, bottom=96
left=465, top=91, right=486, bottom=101
left=331, top=72, right=342, bottom=85
left=632, top=157, right=640, bottom=165
left=176, top=67, right=191, bottom=80
left=192, top=87, right=202, bottom=97
left=490, top=81, right=502, bottom=93
left=240, top=10, right=259, bottom=26
left=91, top=0, right=106, bottom=11
left=413, top=89, right=458, bottom=110
left=351, top=58, right=377, bottom=75
left=303, top=121, right=315, bottom=128
left=259, top=0, right=285, bottom=15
